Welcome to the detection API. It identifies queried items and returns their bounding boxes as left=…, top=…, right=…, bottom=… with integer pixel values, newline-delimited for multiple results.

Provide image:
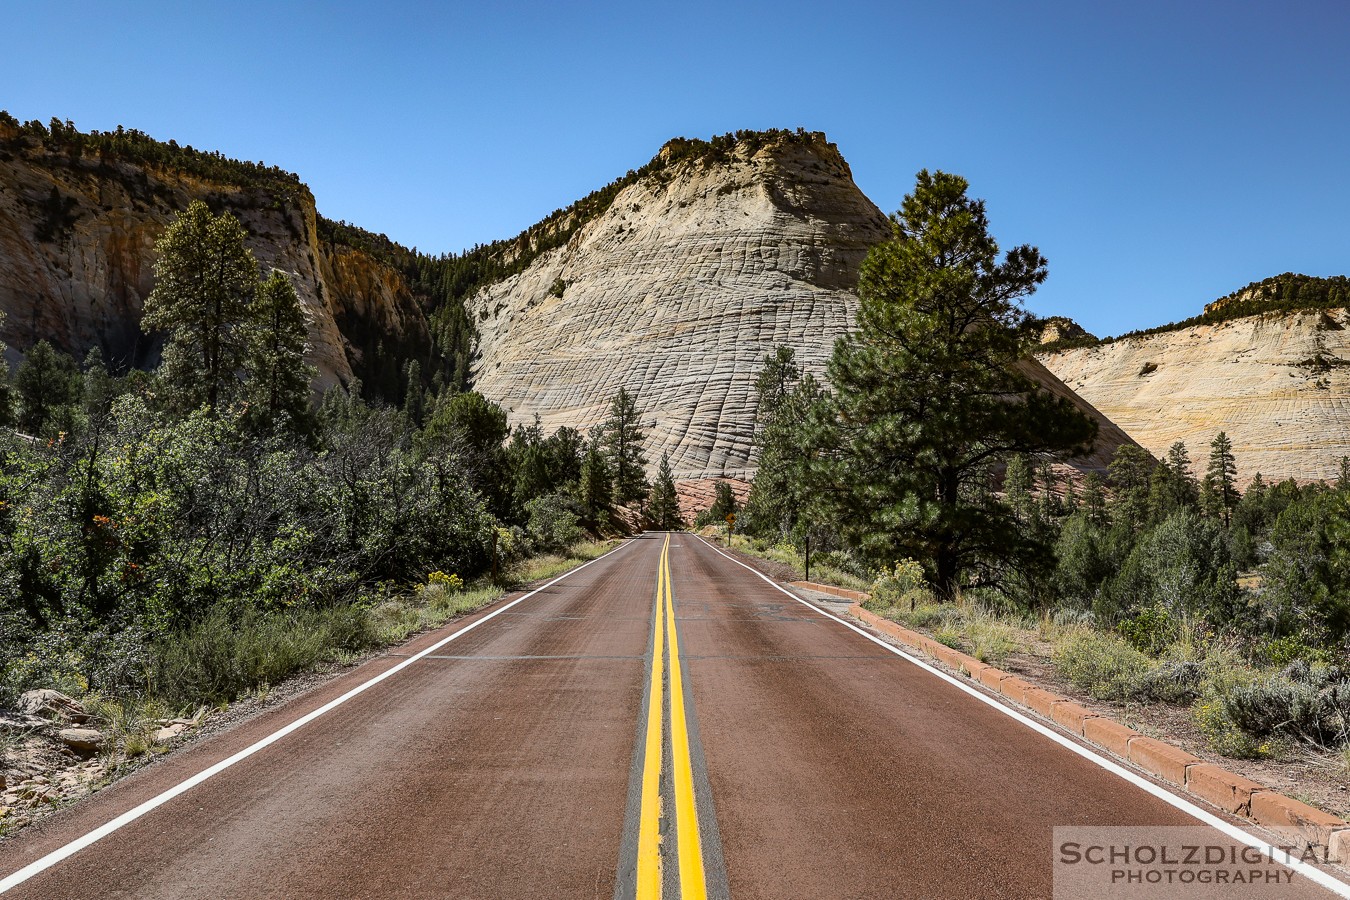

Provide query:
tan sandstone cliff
left=469, top=132, right=1137, bottom=483
left=0, top=122, right=428, bottom=389
left=1039, top=310, right=1350, bottom=484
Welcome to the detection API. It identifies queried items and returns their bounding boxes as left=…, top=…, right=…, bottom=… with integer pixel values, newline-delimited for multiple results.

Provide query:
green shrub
left=870, top=559, right=929, bottom=607
left=148, top=604, right=379, bottom=708
left=525, top=493, right=583, bottom=553
left=1052, top=629, right=1155, bottom=700
left=1221, top=675, right=1350, bottom=747
left=934, top=628, right=962, bottom=649
left=1117, top=604, right=1178, bottom=655
left=1194, top=697, right=1267, bottom=758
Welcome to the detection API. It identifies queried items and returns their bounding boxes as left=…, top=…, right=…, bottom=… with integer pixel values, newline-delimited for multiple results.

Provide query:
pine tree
left=1165, top=441, right=1198, bottom=509
left=1003, top=454, right=1034, bottom=524
left=0, top=312, right=17, bottom=428
left=742, top=349, right=828, bottom=537
left=647, top=453, right=684, bottom=530
left=81, top=346, right=120, bottom=421
left=1203, top=431, right=1239, bottom=526
left=706, top=480, right=738, bottom=523
left=579, top=424, right=612, bottom=526
left=242, top=271, right=316, bottom=436
left=144, top=200, right=258, bottom=412
left=603, top=386, right=648, bottom=504
left=401, top=359, right=425, bottom=426
left=15, top=340, right=80, bottom=435
left=1107, top=444, right=1153, bottom=529
left=822, top=170, right=1096, bottom=598
left=1082, top=472, right=1107, bottom=527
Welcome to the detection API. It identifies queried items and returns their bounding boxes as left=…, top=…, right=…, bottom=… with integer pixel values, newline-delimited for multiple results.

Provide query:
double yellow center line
left=636, top=535, right=707, bottom=900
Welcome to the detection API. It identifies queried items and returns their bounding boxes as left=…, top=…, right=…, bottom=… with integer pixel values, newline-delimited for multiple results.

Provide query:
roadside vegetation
left=725, top=170, right=1350, bottom=765
left=0, top=201, right=653, bottom=738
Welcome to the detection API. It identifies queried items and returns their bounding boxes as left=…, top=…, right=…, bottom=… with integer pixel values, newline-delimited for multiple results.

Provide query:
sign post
left=725, top=512, right=736, bottom=548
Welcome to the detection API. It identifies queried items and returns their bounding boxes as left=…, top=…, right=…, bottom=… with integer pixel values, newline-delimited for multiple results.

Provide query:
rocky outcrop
left=470, top=133, right=889, bottom=481
left=1039, top=310, right=1350, bottom=484
left=1036, top=316, right=1094, bottom=346
left=469, top=133, right=1139, bottom=484
left=0, top=123, right=429, bottom=389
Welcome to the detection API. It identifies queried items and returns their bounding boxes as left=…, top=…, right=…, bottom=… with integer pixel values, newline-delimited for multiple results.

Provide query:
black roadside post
left=805, top=533, right=811, bottom=583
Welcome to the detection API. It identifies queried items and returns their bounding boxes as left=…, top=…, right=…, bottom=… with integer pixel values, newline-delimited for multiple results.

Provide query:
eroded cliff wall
left=1039, top=310, right=1350, bottom=484
left=0, top=125, right=429, bottom=390
left=469, top=133, right=1138, bottom=481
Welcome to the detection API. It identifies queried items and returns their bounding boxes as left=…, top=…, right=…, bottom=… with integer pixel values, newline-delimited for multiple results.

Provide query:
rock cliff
left=1039, top=309, right=1350, bottom=484
left=0, top=120, right=430, bottom=390
left=469, top=132, right=1137, bottom=482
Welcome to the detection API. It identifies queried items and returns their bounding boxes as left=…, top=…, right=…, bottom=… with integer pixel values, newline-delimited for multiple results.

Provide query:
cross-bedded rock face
left=469, top=133, right=1139, bottom=481
left=470, top=134, right=891, bottom=480
left=1040, top=310, right=1350, bottom=485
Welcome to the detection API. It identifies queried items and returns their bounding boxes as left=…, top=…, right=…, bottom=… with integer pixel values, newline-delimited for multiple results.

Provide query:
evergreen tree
left=822, top=170, right=1096, bottom=598
left=1107, top=444, right=1153, bottom=529
left=242, top=271, right=315, bottom=436
left=1003, top=454, right=1034, bottom=524
left=742, top=349, right=827, bottom=537
left=603, top=386, right=648, bottom=504
left=15, top=340, right=80, bottom=435
left=754, top=346, right=799, bottom=422
left=579, top=425, right=612, bottom=527
left=1203, top=431, right=1240, bottom=526
left=647, top=452, right=684, bottom=530
left=705, top=480, right=738, bottom=523
left=81, top=346, right=120, bottom=421
left=143, top=200, right=258, bottom=412
left=401, top=359, right=425, bottom=426
left=1082, top=472, right=1107, bottom=528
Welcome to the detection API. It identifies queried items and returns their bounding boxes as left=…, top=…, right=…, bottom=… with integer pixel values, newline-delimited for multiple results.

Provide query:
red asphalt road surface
left=0, top=533, right=1343, bottom=898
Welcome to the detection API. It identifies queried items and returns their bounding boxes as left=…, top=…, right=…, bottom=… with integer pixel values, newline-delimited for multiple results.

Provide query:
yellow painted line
left=635, top=537, right=667, bottom=900
left=664, top=537, right=708, bottom=900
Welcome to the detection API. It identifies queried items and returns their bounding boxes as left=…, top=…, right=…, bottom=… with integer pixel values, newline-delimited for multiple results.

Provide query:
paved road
left=1, top=533, right=1345, bottom=898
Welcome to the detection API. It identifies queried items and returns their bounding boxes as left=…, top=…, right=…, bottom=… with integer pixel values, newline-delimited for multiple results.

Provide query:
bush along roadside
left=0, top=539, right=614, bottom=838
left=779, top=571, right=1350, bottom=863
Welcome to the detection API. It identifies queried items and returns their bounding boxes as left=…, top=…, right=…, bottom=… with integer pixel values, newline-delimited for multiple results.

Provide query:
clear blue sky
left=3, top=0, right=1345, bottom=336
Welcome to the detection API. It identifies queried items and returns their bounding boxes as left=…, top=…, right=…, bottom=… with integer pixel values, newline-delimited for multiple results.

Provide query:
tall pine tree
left=1202, top=431, right=1239, bottom=526
left=603, top=386, right=648, bottom=504
left=823, top=171, right=1096, bottom=598
left=143, top=200, right=258, bottom=412
left=243, top=271, right=316, bottom=436
left=647, top=452, right=684, bottom=530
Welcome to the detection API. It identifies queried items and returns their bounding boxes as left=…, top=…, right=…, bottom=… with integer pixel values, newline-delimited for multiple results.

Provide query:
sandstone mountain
left=0, top=118, right=1140, bottom=491
left=1039, top=307, right=1350, bottom=485
left=0, top=118, right=432, bottom=392
left=468, top=131, right=1138, bottom=482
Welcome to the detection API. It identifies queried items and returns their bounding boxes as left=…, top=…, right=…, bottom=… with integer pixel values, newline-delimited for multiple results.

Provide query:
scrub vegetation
left=733, top=171, right=1350, bottom=762
left=0, top=200, right=644, bottom=719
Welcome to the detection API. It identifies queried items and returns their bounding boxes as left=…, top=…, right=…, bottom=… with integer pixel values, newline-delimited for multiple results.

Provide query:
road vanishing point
left=2, top=533, right=1348, bottom=898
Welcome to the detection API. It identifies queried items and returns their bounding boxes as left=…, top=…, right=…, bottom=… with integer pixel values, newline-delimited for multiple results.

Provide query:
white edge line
left=695, top=536, right=1350, bottom=898
left=0, top=539, right=635, bottom=894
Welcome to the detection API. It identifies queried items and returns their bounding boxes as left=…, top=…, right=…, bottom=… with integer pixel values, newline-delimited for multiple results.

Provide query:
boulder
left=17, top=689, right=89, bottom=723
left=58, top=727, right=104, bottom=754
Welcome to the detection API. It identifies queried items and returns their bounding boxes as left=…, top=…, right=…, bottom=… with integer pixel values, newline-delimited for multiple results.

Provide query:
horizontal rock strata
left=1039, top=310, right=1350, bottom=484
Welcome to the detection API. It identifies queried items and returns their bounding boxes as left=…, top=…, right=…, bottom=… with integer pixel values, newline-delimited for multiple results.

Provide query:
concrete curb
left=789, top=582, right=1350, bottom=863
